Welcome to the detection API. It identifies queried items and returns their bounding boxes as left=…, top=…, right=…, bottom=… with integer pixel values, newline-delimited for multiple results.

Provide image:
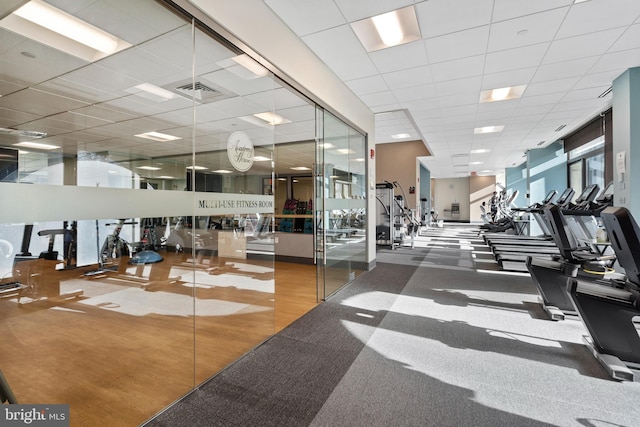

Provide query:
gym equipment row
left=486, top=182, right=640, bottom=381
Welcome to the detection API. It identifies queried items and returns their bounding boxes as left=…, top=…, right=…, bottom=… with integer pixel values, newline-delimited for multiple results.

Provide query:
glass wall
left=0, top=0, right=330, bottom=425
left=0, top=1, right=368, bottom=424
left=315, top=110, right=367, bottom=299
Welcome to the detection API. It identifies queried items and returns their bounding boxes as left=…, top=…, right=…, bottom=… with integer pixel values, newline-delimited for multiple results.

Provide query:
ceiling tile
left=525, top=77, right=580, bottom=97
left=333, top=0, right=415, bottom=22
left=345, top=75, right=390, bottom=95
left=589, top=48, right=640, bottom=74
left=532, top=57, right=599, bottom=83
left=543, top=27, right=627, bottom=64
left=0, top=88, right=89, bottom=117
left=394, top=83, right=437, bottom=103
left=369, top=41, right=429, bottom=74
left=481, top=67, right=537, bottom=90
left=435, top=76, right=483, bottom=96
left=488, top=8, right=567, bottom=52
left=265, top=0, right=345, bottom=36
left=556, top=0, right=640, bottom=39
left=484, top=43, right=549, bottom=74
left=382, top=66, right=433, bottom=90
left=416, top=0, right=494, bottom=38
left=430, top=55, right=485, bottom=82
left=609, top=23, right=640, bottom=52
left=302, top=25, right=367, bottom=60
left=492, top=0, right=572, bottom=22
left=426, top=26, right=490, bottom=64
left=324, top=53, right=380, bottom=81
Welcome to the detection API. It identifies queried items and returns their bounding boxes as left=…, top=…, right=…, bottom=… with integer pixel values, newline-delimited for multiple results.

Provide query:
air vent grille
left=598, top=86, right=613, bottom=98
left=166, top=79, right=232, bottom=104
left=555, top=125, right=566, bottom=132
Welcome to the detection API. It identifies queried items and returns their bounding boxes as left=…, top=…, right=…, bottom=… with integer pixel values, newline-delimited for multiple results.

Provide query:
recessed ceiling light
left=14, top=141, right=60, bottom=150
left=480, top=170, right=493, bottom=173
left=253, top=156, right=271, bottom=161
left=336, top=148, right=354, bottom=154
left=136, top=166, right=161, bottom=171
left=392, top=133, right=411, bottom=139
left=479, top=85, right=527, bottom=103
left=474, top=126, right=504, bottom=134
left=0, top=0, right=131, bottom=62
left=253, top=112, right=290, bottom=126
left=351, top=6, right=421, bottom=52
left=372, top=11, right=403, bottom=46
left=469, top=161, right=483, bottom=165
left=157, top=176, right=176, bottom=179
left=134, top=131, right=181, bottom=142
left=213, top=169, right=233, bottom=174
left=319, top=143, right=335, bottom=149
left=470, top=149, right=490, bottom=154
left=290, top=166, right=311, bottom=171
left=353, top=158, right=365, bottom=162
left=574, top=0, right=590, bottom=3
left=186, top=165, right=208, bottom=170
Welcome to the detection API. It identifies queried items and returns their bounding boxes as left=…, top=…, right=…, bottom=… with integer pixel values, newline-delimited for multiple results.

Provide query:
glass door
left=315, top=109, right=367, bottom=300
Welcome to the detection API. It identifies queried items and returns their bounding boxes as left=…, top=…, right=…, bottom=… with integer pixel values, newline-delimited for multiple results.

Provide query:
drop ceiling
left=263, top=0, right=640, bottom=177
left=0, top=0, right=337, bottom=181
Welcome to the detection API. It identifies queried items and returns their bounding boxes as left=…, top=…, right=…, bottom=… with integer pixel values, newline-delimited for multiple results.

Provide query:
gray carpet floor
left=145, top=225, right=640, bottom=427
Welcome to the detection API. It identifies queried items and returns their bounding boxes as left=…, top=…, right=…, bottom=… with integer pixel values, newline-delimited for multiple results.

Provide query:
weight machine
left=375, top=181, right=420, bottom=249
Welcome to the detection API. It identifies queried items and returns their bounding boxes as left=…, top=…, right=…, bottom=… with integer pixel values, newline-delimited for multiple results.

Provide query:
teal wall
left=506, top=141, right=567, bottom=208
left=420, top=163, right=431, bottom=220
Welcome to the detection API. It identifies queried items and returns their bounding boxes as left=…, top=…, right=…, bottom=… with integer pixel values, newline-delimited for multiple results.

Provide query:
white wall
left=433, top=178, right=471, bottom=221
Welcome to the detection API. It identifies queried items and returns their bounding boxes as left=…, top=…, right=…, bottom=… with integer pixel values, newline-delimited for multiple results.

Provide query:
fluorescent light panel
left=186, top=166, right=208, bottom=170
left=351, top=6, right=421, bottom=52
left=253, top=156, right=271, bottom=161
left=290, top=166, right=311, bottom=171
left=134, top=131, right=181, bottom=142
left=253, top=112, right=290, bottom=126
left=392, top=133, right=411, bottom=139
left=14, top=141, right=60, bottom=150
left=474, top=125, right=504, bottom=134
left=136, top=166, right=161, bottom=171
left=479, top=85, right=527, bottom=103
left=0, top=0, right=131, bottom=62
left=213, top=169, right=233, bottom=174
left=130, top=83, right=177, bottom=101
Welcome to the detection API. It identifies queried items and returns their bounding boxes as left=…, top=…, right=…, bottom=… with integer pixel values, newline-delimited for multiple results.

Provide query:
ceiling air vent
left=166, top=78, right=233, bottom=104
left=555, top=125, right=566, bottom=132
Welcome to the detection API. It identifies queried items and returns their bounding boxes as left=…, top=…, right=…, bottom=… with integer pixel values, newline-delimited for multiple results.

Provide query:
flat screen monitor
left=555, top=188, right=574, bottom=205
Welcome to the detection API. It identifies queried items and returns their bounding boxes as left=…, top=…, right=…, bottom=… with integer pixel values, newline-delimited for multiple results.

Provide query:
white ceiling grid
left=0, top=0, right=327, bottom=177
left=265, top=0, right=640, bottom=177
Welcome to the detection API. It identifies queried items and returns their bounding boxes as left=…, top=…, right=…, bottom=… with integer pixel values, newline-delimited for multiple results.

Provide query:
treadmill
left=525, top=198, right=616, bottom=321
left=491, top=186, right=601, bottom=271
left=484, top=188, right=574, bottom=246
left=568, top=206, right=640, bottom=381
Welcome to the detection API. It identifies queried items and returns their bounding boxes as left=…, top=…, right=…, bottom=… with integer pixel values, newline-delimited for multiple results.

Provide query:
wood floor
left=0, top=255, right=317, bottom=426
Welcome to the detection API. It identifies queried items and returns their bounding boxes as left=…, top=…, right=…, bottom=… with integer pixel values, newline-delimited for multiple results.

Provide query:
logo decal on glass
left=227, top=131, right=254, bottom=172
